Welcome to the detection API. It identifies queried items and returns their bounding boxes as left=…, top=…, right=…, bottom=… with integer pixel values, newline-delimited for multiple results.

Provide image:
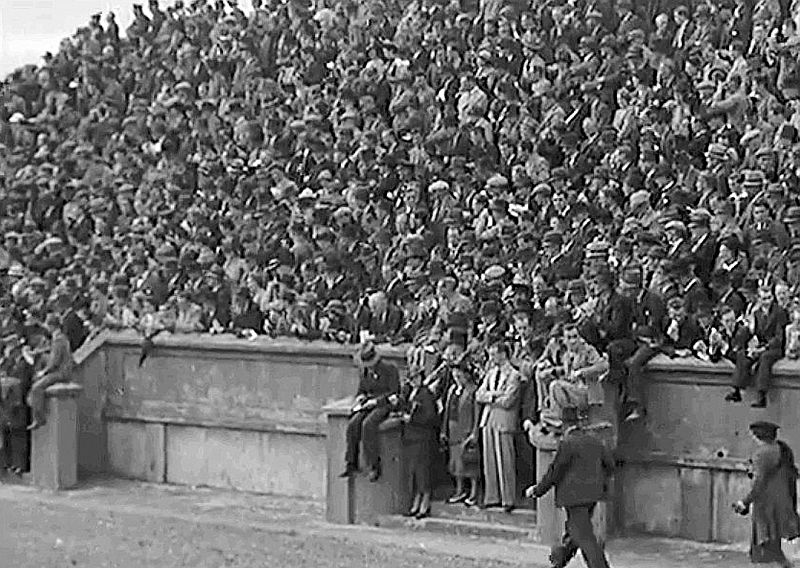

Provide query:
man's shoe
left=502, top=505, right=515, bottom=513
left=725, top=389, right=742, bottom=403
left=367, top=467, right=381, bottom=482
left=751, top=393, right=767, bottom=408
left=624, top=408, right=644, bottom=423
left=478, top=502, right=501, bottom=510
left=338, top=466, right=359, bottom=478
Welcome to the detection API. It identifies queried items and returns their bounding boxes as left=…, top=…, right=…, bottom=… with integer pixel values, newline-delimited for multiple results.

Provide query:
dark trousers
left=733, top=348, right=782, bottom=392
left=551, top=504, right=609, bottom=568
left=345, top=406, right=391, bottom=471
left=626, top=344, right=657, bottom=404
left=1, top=426, right=29, bottom=471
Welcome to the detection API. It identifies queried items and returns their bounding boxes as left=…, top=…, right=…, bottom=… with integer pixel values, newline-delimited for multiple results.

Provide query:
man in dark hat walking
left=733, top=421, right=800, bottom=568
left=340, top=341, right=400, bottom=482
left=526, top=406, right=615, bottom=568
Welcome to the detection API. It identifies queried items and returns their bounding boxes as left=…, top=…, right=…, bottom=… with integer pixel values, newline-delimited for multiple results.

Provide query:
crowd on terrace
left=3, top=0, right=800, bottom=435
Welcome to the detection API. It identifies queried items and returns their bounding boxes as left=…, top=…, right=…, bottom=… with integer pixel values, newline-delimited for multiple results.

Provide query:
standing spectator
left=476, top=339, right=521, bottom=512
left=733, top=421, right=800, bottom=567
left=399, top=366, right=438, bottom=519
left=441, top=358, right=480, bottom=507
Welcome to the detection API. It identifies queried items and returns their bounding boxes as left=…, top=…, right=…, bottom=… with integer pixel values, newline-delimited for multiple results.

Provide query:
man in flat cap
left=733, top=421, right=799, bottom=568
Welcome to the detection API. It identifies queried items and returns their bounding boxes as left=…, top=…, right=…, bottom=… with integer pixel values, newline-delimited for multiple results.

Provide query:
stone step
left=430, top=501, right=537, bottom=529
left=375, top=513, right=538, bottom=541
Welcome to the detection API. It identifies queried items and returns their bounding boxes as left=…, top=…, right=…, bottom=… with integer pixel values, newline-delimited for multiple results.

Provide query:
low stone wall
left=71, top=333, right=800, bottom=546
left=618, top=354, right=800, bottom=544
left=72, top=331, right=405, bottom=499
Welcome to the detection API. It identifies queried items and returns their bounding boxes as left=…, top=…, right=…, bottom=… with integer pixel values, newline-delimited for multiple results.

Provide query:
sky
left=0, top=0, right=136, bottom=76
left=0, top=0, right=254, bottom=77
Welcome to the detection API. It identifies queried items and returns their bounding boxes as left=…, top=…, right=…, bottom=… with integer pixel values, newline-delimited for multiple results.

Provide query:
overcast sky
left=0, top=0, right=255, bottom=77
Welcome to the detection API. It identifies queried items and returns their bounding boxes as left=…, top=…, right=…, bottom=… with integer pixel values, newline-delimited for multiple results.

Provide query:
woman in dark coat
left=734, top=421, right=800, bottom=567
left=441, top=358, right=480, bottom=506
left=400, top=370, right=439, bottom=519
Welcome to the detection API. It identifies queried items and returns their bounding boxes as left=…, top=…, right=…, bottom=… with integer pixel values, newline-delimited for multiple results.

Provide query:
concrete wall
left=617, top=354, right=800, bottom=543
left=72, top=332, right=406, bottom=499
left=71, top=334, right=800, bottom=545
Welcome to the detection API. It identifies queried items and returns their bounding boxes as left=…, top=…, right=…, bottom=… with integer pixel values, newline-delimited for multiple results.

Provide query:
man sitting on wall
left=536, top=321, right=609, bottom=431
left=340, top=341, right=400, bottom=482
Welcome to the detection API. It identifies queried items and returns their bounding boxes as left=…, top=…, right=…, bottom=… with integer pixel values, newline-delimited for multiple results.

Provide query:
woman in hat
left=734, top=421, right=800, bottom=567
left=441, top=358, right=481, bottom=506
left=399, top=362, right=439, bottom=519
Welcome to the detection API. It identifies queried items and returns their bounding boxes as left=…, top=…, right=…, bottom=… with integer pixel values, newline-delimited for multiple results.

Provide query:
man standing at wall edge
left=526, top=406, right=615, bottom=568
left=340, top=341, right=400, bottom=482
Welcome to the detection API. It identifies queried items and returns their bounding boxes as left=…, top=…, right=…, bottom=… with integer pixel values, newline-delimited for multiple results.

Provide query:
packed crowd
left=3, top=0, right=800, bottom=435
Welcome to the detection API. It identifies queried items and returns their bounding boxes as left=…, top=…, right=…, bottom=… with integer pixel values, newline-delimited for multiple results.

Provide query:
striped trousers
left=481, top=426, right=516, bottom=507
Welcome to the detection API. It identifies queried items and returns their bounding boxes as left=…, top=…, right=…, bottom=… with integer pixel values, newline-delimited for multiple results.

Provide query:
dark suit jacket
left=632, top=290, right=666, bottom=339
left=535, top=428, right=615, bottom=508
left=661, top=316, right=703, bottom=353
left=358, top=305, right=403, bottom=342
left=443, top=382, right=478, bottom=444
left=356, top=360, right=400, bottom=407
left=404, top=385, right=439, bottom=443
left=753, top=303, right=789, bottom=352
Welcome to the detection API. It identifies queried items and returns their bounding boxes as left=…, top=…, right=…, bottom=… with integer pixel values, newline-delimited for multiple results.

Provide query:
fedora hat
left=354, top=341, right=380, bottom=368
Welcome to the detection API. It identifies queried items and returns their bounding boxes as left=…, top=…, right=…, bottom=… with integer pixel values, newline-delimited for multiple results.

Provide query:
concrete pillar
left=324, top=397, right=410, bottom=525
left=31, top=383, right=83, bottom=490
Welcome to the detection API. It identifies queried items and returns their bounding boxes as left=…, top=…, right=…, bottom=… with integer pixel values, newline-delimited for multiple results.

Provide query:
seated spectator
left=537, top=322, right=609, bottom=430
left=340, top=342, right=399, bottom=482
left=726, top=283, right=788, bottom=408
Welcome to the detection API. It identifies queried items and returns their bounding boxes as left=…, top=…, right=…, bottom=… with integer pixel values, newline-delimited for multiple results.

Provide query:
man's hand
left=387, top=394, right=400, bottom=406
left=732, top=500, right=750, bottom=515
left=363, top=399, right=378, bottom=410
left=524, top=485, right=540, bottom=499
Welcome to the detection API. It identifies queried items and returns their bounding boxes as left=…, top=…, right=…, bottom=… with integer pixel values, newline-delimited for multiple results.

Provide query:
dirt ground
left=0, top=478, right=773, bottom=568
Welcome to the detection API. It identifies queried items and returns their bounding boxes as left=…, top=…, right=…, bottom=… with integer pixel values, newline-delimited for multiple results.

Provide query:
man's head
left=562, top=323, right=581, bottom=350
left=667, top=296, right=686, bottom=321
left=488, top=339, right=509, bottom=365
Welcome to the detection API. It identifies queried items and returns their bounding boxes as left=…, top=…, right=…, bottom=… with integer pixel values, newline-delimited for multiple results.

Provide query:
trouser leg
left=496, top=431, right=516, bottom=507
left=26, top=373, right=65, bottom=425
left=626, top=344, right=656, bottom=404
left=565, top=504, right=609, bottom=568
left=345, top=412, right=367, bottom=468
left=361, top=406, right=390, bottom=470
left=482, top=427, right=500, bottom=504
left=755, top=349, right=782, bottom=393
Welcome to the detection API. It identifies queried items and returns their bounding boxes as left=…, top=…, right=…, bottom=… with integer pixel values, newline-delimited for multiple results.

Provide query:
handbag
left=462, top=439, right=480, bottom=465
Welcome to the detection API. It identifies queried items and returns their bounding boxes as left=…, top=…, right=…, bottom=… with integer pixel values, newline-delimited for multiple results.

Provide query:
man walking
left=340, top=341, right=400, bottom=482
left=526, top=406, right=615, bottom=568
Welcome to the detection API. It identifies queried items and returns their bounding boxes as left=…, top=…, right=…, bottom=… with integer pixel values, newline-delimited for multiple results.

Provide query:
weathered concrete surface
left=165, top=424, right=326, bottom=498
left=71, top=332, right=406, bottom=498
left=0, top=478, right=787, bottom=568
left=31, top=383, right=83, bottom=490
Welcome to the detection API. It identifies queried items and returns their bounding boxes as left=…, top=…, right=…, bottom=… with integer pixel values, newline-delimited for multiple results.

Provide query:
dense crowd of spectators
left=3, top=0, right=800, bottom=430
